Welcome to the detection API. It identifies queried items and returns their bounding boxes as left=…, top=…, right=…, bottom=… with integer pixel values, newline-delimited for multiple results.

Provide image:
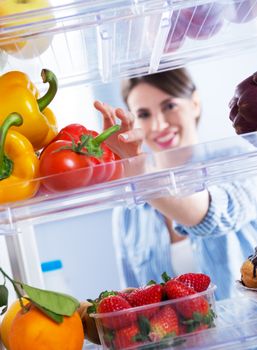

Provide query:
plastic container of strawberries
left=91, top=284, right=217, bottom=350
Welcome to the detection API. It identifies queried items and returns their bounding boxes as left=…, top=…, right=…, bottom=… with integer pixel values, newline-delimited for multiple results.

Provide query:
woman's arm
left=95, top=100, right=211, bottom=226
left=150, top=191, right=210, bottom=227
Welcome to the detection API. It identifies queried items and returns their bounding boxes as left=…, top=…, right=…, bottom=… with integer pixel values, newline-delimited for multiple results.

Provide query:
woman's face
left=127, top=83, right=201, bottom=152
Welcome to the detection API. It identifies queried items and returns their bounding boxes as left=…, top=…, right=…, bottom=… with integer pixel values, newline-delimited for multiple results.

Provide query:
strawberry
left=117, top=291, right=130, bottom=301
left=163, top=280, right=213, bottom=323
left=177, top=296, right=210, bottom=319
left=176, top=273, right=211, bottom=292
left=97, top=295, right=136, bottom=329
left=114, top=324, right=146, bottom=350
left=163, top=280, right=196, bottom=300
left=126, top=284, right=163, bottom=318
left=149, top=306, right=179, bottom=341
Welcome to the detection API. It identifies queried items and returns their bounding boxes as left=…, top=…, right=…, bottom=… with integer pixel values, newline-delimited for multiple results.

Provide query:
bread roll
left=241, top=248, right=257, bottom=288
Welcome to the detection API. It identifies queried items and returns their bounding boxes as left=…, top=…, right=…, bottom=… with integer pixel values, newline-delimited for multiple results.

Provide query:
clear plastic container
left=87, top=295, right=257, bottom=350
left=91, top=284, right=217, bottom=350
left=1, top=0, right=257, bottom=86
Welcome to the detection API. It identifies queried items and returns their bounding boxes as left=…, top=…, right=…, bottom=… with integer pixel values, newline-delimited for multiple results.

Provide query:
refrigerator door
left=2, top=1, right=257, bottom=349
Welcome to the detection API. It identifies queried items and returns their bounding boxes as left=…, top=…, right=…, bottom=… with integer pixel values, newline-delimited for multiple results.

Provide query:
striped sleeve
left=174, top=178, right=257, bottom=237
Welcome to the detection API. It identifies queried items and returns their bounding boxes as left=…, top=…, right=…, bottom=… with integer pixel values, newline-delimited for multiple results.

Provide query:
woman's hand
left=94, top=100, right=144, bottom=159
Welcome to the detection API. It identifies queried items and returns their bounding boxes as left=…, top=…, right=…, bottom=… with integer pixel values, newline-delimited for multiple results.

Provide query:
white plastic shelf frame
left=1, top=0, right=257, bottom=87
left=1, top=131, right=257, bottom=235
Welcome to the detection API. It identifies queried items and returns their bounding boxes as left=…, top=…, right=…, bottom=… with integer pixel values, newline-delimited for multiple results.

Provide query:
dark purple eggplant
left=229, top=72, right=257, bottom=134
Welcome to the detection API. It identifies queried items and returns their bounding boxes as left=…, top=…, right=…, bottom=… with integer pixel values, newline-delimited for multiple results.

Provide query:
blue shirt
left=112, top=178, right=257, bottom=300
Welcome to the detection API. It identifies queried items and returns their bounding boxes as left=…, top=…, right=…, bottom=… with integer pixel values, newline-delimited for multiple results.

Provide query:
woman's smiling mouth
left=155, top=130, right=179, bottom=149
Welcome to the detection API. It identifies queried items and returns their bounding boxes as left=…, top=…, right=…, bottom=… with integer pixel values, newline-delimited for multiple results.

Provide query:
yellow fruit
left=0, top=298, right=29, bottom=350
left=9, top=303, right=84, bottom=350
left=0, top=0, right=53, bottom=56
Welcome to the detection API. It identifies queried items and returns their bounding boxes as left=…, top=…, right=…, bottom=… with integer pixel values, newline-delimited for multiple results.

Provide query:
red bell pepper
left=39, top=123, right=121, bottom=192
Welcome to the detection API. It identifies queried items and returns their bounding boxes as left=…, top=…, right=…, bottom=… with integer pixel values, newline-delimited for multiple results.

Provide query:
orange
left=9, top=303, right=84, bottom=350
left=0, top=298, right=29, bottom=350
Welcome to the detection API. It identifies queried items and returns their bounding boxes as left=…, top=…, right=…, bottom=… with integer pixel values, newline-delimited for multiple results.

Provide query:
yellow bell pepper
left=0, top=69, right=58, bottom=151
left=0, top=113, right=39, bottom=204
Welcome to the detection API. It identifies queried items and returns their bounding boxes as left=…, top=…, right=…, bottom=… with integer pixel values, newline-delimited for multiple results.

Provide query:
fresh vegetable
left=0, top=69, right=58, bottom=150
left=0, top=0, right=53, bottom=56
left=175, top=273, right=211, bottom=292
left=229, top=71, right=257, bottom=134
left=0, top=113, right=39, bottom=204
left=39, top=124, right=120, bottom=192
left=182, top=3, right=224, bottom=40
left=164, top=11, right=187, bottom=53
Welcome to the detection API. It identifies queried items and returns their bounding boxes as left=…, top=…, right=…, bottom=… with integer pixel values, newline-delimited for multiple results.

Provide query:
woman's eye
left=137, top=111, right=150, bottom=119
left=163, top=102, right=176, bottom=111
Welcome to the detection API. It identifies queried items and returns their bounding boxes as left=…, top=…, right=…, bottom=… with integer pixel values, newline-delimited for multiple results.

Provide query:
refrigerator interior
left=2, top=0, right=257, bottom=349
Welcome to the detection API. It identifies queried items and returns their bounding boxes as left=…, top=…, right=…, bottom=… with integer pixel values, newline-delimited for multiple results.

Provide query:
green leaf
left=192, top=312, right=203, bottom=322
left=22, top=284, right=79, bottom=316
left=147, top=280, right=156, bottom=286
left=32, top=301, right=64, bottom=323
left=98, top=290, right=116, bottom=300
left=0, top=284, right=8, bottom=307
left=181, top=319, right=195, bottom=325
left=138, top=315, right=151, bottom=337
left=161, top=272, right=171, bottom=282
left=87, top=304, right=96, bottom=314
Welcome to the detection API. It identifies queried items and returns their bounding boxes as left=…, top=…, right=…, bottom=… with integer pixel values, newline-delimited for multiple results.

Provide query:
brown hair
left=121, top=68, right=197, bottom=106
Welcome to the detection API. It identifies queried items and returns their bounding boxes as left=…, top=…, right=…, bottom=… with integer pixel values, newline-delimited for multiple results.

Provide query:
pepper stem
left=0, top=113, right=23, bottom=180
left=93, top=125, right=120, bottom=146
left=37, top=69, right=58, bottom=112
left=86, top=125, right=120, bottom=157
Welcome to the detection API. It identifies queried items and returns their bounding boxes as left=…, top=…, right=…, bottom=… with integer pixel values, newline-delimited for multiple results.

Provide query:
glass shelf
left=1, top=131, right=257, bottom=234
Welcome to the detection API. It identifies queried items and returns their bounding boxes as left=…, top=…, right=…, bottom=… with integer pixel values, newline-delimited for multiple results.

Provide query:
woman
left=94, top=68, right=257, bottom=300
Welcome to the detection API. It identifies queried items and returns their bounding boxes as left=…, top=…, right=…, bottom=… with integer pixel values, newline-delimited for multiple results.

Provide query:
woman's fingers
left=119, top=128, right=145, bottom=143
left=115, top=108, right=135, bottom=128
left=94, top=101, right=136, bottom=133
left=94, top=100, right=116, bottom=127
left=94, top=101, right=144, bottom=158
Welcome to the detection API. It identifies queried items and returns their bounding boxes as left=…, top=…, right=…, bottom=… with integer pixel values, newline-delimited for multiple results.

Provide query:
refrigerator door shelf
left=81, top=296, right=257, bottom=349
left=1, top=131, right=257, bottom=233
left=0, top=0, right=257, bottom=86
